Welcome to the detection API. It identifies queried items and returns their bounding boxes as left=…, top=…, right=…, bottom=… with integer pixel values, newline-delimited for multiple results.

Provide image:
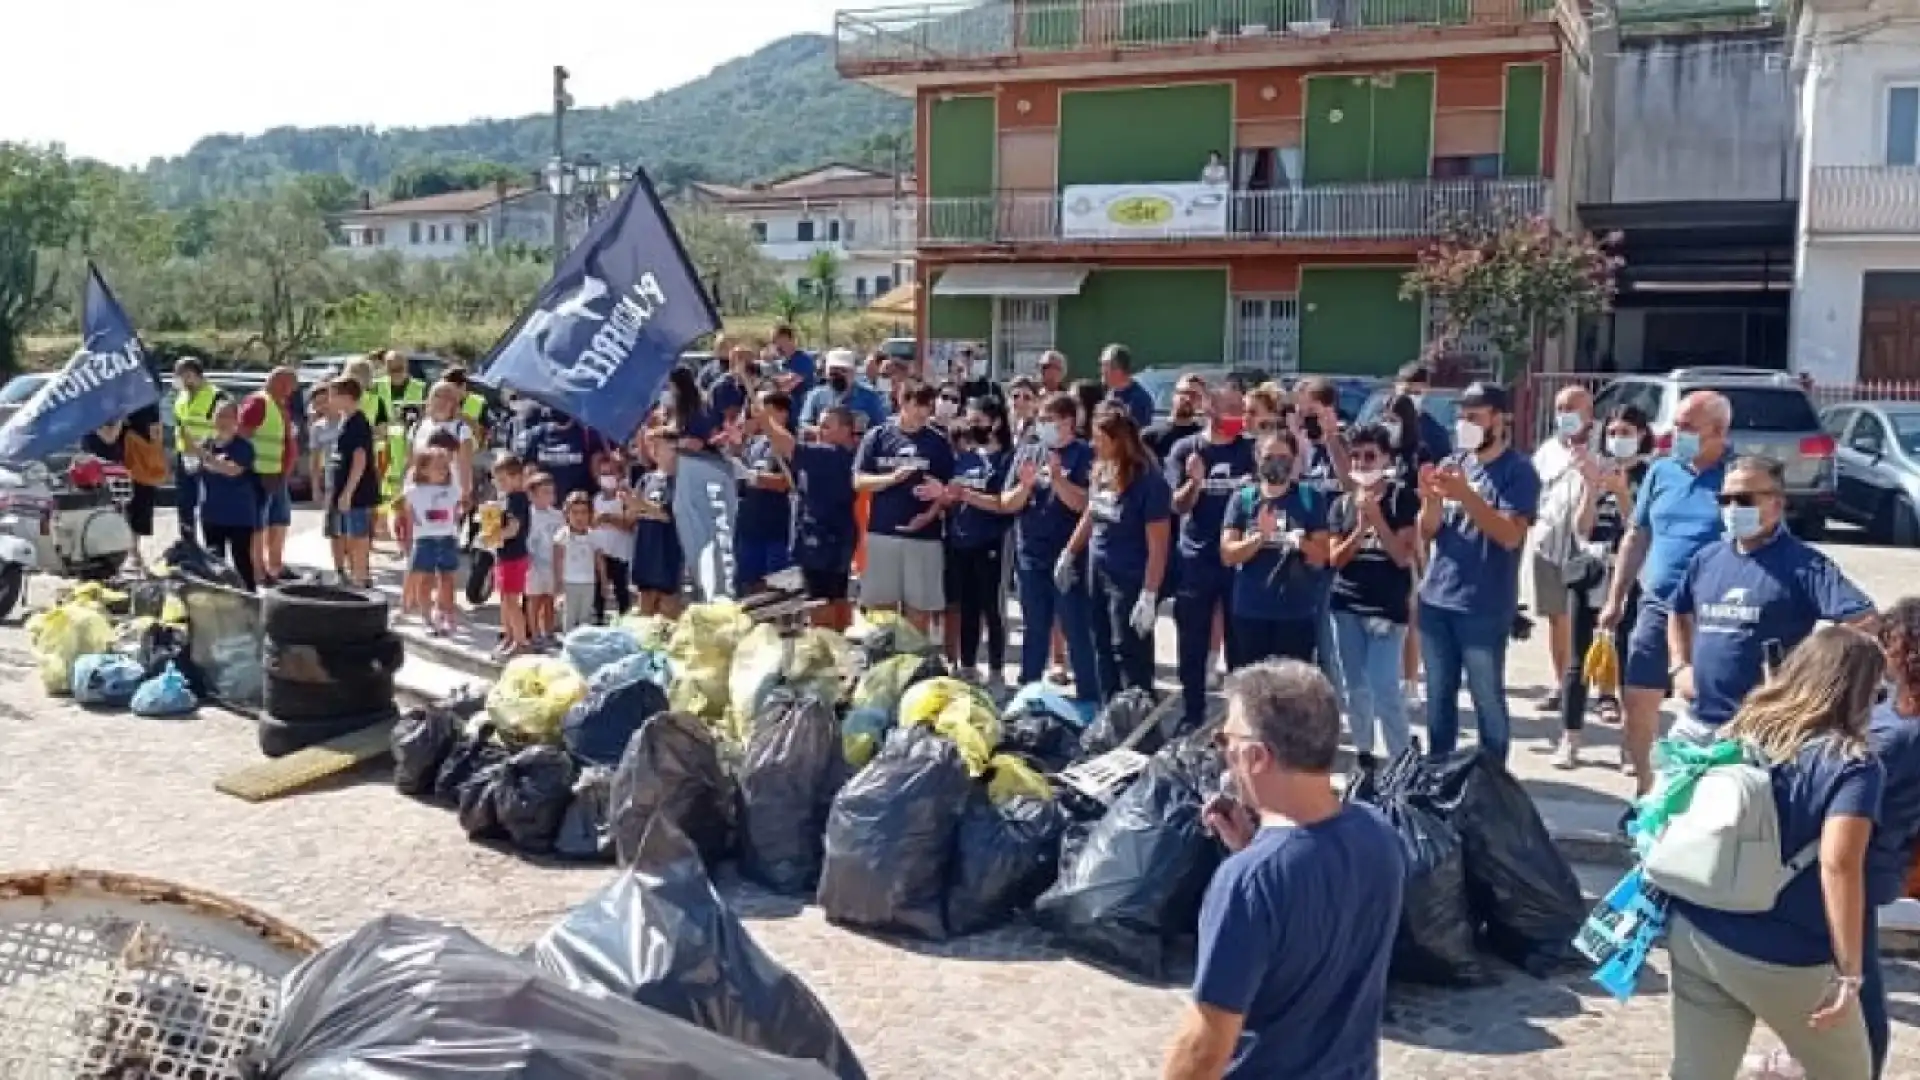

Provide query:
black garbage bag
left=998, top=704, right=1083, bottom=773
left=455, top=762, right=507, bottom=841
left=1079, top=688, right=1158, bottom=756
left=1032, top=756, right=1221, bottom=980
left=817, top=726, right=971, bottom=941
left=432, top=724, right=509, bottom=805
left=531, top=820, right=868, bottom=1080
left=946, top=792, right=1068, bottom=936
left=554, top=766, right=616, bottom=862
left=134, top=620, right=188, bottom=678
left=610, top=711, right=735, bottom=866
left=1422, top=749, right=1587, bottom=975
left=739, top=689, right=846, bottom=895
left=563, top=667, right=670, bottom=767
left=391, top=705, right=461, bottom=796
left=250, top=914, right=839, bottom=1079
left=493, top=745, right=579, bottom=854
left=160, top=536, right=247, bottom=590
left=1379, top=798, right=1489, bottom=986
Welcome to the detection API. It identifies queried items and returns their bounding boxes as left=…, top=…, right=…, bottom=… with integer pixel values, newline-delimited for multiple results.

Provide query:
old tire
left=264, top=634, right=406, bottom=684
left=263, top=583, right=388, bottom=648
left=257, top=708, right=395, bottom=759
left=265, top=670, right=395, bottom=723
left=1893, top=499, right=1920, bottom=549
left=0, top=564, right=23, bottom=623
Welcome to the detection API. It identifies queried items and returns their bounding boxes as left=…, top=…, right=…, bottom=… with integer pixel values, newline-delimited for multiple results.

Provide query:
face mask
left=1555, top=411, right=1584, bottom=439
left=1214, top=416, right=1245, bottom=441
left=1382, top=420, right=1403, bottom=447
left=1455, top=419, right=1487, bottom=452
left=1671, top=431, right=1702, bottom=460
left=936, top=399, right=959, bottom=420
left=968, top=424, right=993, bottom=444
left=1607, top=435, right=1640, bottom=459
left=1350, top=469, right=1384, bottom=488
left=1722, top=504, right=1763, bottom=540
left=1034, top=421, right=1060, bottom=447
left=829, top=374, right=850, bottom=392
left=1258, top=458, right=1292, bottom=485
left=597, top=475, right=618, bottom=491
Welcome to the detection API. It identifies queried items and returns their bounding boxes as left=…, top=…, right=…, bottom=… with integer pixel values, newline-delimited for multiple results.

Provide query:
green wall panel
left=928, top=293, right=992, bottom=341
left=1298, top=267, right=1421, bottom=376
left=1371, top=72, right=1435, bottom=181
left=927, top=96, right=996, bottom=199
left=1304, top=76, right=1374, bottom=184
left=1056, top=269, right=1228, bottom=376
left=1502, top=64, right=1547, bottom=178
left=1057, top=84, right=1233, bottom=187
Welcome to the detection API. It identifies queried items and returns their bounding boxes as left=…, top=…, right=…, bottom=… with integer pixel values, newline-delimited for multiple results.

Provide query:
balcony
left=835, top=0, right=1555, bottom=80
left=915, top=177, right=1549, bottom=247
left=1807, top=166, right=1920, bottom=237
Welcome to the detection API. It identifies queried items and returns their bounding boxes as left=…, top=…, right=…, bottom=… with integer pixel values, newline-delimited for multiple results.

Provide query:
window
left=1889, top=86, right=1920, bottom=166
left=409, top=222, right=422, bottom=244
left=995, top=298, right=1055, bottom=378
left=1233, top=295, right=1299, bottom=373
left=1849, top=412, right=1889, bottom=455
left=855, top=277, right=869, bottom=301
left=1715, top=387, right=1821, bottom=432
left=828, top=220, right=841, bottom=241
left=797, top=220, right=815, bottom=242
left=1421, top=296, right=1498, bottom=376
left=875, top=275, right=892, bottom=295
left=845, top=219, right=857, bottom=243
left=465, top=222, right=481, bottom=244
left=1431, top=154, right=1502, bottom=179
left=750, top=221, right=767, bottom=242
left=1822, top=407, right=1854, bottom=439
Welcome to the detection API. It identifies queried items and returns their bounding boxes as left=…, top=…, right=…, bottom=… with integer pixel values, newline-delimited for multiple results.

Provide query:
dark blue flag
left=478, top=169, right=720, bottom=445
left=0, top=263, right=159, bottom=465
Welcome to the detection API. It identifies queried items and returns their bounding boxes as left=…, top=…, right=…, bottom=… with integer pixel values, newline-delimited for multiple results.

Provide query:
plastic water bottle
left=1740, top=1049, right=1805, bottom=1079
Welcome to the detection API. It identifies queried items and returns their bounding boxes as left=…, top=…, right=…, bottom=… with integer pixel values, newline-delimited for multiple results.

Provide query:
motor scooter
left=0, top=459, right=136, bottom=621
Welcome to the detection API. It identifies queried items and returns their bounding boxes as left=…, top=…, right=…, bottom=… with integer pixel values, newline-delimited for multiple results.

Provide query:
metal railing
left=1807, top=166, right=1920, bottom=236
left=915, top=178, right=1549, bottom=245
left=835, top=0, right=1555, bottom=68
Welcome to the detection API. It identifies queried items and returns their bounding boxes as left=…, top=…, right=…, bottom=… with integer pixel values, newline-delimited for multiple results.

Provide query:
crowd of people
left=131, top=330, right=1920, bottom=1079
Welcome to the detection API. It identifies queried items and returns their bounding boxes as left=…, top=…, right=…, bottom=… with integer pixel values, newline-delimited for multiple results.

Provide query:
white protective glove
left=1053, top=551, right=1078, bottom=593
left=1129, top=590, right=1158, bottom=636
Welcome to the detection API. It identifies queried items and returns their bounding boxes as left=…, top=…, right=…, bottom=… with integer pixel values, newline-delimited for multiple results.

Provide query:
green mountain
left=137, top=33, right=912, bottom=206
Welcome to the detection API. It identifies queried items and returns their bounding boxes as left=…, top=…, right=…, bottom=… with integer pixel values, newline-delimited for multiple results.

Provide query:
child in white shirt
left=401, top=448, right=462, bottom=635
left=591, top=452, right=635, bottom=622
left=525, top=473, right=565, bottom=645
left=554, top=492, right=602, bottom=633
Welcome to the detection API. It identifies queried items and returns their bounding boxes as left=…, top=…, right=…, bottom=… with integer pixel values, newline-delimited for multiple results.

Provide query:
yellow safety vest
left=172, top=385, right=220, bottom=452
left=247, top=394, right=287, bottom=476
left=378, top=377, right=426, bottom=485
left=461, top=393, right=486, bottom=424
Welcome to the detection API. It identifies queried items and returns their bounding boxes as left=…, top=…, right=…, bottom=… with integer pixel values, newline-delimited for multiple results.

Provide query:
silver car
left=1820, top=401, right=1920, bottom=546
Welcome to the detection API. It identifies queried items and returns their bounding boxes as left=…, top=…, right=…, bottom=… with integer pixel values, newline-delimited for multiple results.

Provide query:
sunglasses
left=1717, top=491, right=1778, bottom=507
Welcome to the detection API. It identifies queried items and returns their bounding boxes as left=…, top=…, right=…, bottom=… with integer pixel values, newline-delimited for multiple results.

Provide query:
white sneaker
left=1552, top=738, right=1579, bottom=770
left=1206, top=671, right=1223, bottom=691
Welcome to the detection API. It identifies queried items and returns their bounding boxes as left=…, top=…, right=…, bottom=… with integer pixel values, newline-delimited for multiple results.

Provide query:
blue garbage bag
left=131, top=662, right=198, bottom=717
left=562, top=625, right=642, bottom=680
left=71, top=653, right=147, bottom=707
left=564, top=665, right=671, bottom=767
left=589, top=649, right=674, bottom=695
left=1006, top=682, right=1093, bottom=729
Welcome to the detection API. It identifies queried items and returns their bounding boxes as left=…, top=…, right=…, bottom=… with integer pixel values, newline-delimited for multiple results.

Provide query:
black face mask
left=968, top=424, right=993, bottom=444
left=1259, top=458, right=1293, bottom=485
left=1302, top=415, right=1323, bottom=442
left=829, top=374, right=851, bottom=392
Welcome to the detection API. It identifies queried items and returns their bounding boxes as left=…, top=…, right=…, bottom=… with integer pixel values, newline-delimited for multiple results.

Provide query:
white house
left=334, top=186, right=556, bottom=259
left=688, top=163, right=914, bottom=306
left=1792, top=0, right=1920, bottom=384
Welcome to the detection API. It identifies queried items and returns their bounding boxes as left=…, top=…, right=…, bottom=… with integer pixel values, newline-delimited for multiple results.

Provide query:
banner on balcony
left=1060, top=183, right=1229, bottom=240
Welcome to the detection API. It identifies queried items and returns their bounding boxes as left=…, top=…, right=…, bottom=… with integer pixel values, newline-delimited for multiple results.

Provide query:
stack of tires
left=259, top=583, right=404, bottom=758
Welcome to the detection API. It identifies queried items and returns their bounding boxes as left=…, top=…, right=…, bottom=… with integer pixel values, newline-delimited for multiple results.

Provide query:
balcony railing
left=1807, top=166, right=1920, bottom=236
left=916, top=178, right=1549, bottom=245
left=835, top=0, right=1554, bottom=70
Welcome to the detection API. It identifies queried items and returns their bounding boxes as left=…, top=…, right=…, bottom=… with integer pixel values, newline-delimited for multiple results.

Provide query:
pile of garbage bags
left=30, top=583, right=200, bottom=717
left=1345, top=746, right=1589, bottom=984
left=251, top=820, right=865, bottom=1079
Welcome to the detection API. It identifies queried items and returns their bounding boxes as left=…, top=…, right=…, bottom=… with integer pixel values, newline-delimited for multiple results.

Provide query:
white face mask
left=1455, top=419, right=1487, bottom=452
left=1034, top=421, right=1060, bottom=448
left=1554, top=411, right=1584, bottom=439
left=1350, top=469, right=1384, bottom=488
left=597, top=474, right=618, bottom=491
left=1606, top=435, right=1640, bottom=460
left=935, top=399, right=959, bottom=420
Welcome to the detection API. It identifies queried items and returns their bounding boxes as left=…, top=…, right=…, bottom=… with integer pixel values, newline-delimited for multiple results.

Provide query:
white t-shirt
left=528, top=505, right=565, bottom=571
left=404, top=481, right=462, bottom=539
left=592, top=491, right=631, bottom=557
left=554, top=526, right=600, bottom=586
left=412, top=417, right=475, bottom=491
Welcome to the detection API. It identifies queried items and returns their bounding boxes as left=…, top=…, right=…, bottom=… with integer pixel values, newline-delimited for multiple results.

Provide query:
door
left=1233, top=295, right=1301, bottom=373
left=1839, top=410, right=1895, bottom=522
left=1861, top=298, right=1920, bottom=383
left=1370, top=72, right=1435, bottom=181
left=1304, top=76, right=1374, bottom=184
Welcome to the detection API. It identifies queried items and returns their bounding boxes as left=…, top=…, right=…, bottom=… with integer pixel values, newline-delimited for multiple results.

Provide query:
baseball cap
left=825, top=348, right=856, bottom=371
left=1458, top=381, right=1511, bottom=413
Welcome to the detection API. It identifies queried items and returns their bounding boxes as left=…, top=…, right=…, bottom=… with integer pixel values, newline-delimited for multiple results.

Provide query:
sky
left=0, top=0, right=849, bottom=166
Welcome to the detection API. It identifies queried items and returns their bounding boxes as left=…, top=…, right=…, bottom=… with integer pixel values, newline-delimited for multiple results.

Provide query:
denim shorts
left=332, top=507, right=372, bottom=538
left=1623, top=594, right=1673, bottom=692
left=259, top=480, right=293, bottom=528
left=409, top=535, right=460, bottom=574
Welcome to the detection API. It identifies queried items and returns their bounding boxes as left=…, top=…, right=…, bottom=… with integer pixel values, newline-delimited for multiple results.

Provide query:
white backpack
left=1641, top=747, right=1818, bottom=913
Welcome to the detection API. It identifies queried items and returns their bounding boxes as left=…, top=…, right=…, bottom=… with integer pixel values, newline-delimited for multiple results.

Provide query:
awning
left=932, top=265, right=1090, bottom=297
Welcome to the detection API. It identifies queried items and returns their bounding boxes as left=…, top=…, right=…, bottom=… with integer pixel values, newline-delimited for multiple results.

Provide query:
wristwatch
left=1669, top=660, right=1692, bottom=678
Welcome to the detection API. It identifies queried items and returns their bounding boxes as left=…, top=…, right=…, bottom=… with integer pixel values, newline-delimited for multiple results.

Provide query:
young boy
left=306, top=384, right=344, bottom=576
left=555, top=492, right=601, bottom=633
left=327, top=377, right=379, bottom=587
left=490, top=454, right=533, bottom=656
left=525, top=472, right=564, bottom=646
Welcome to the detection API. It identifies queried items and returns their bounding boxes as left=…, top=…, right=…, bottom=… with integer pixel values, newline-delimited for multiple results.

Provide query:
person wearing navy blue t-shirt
left=1222, top=431, right=1331, bottom=668
left=1602, top=389, right=1734, bottom=798
left=1863, top=600, right=1920, bottom=1077
left=1665, top=626, right=1882, bottom=1080
left=1670, top=455, right=1875, bottom=742
left=195, top=400, right=261, bottom=591
left=997, top=392, right=1101, bottom=699
left=942, top=398, right=1017, bottom=688
left=853, top=383, right=955, bottom=632
left=1165, top=660, right=1403, bottom=1080
left=1099, top=343, right=1156, bottom=431
left=731, top=389, right=796, bottom=596
left=1167, top=386, right=1256, bottom=727
left=1415, top=382, right=1539, bottom=764
left=1060, top=409, right=1171, bottom=700
left=770, top=323, right=816, bottom=402
left=1292, top=377, right=1355, bottom=706
left=515, top=412, right=607, bottom=503
left=763, top=404, right=861, bottom=631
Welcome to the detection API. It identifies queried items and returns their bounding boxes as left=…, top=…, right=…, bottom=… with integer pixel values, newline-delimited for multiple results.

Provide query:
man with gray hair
left=1162, top=660, right=1404, bottom=1080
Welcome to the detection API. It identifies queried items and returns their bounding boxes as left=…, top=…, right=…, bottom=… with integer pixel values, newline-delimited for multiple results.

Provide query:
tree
left=671, top=209, right=776, bottom=314
left=770, top=284, right=805, bottom=327
left=1403, top=214, right=1620, bottom=381
left=293, top=172, right=361, bottom=215
left=806, top=248, right=844, bottom=343
left=387, top=161, right=521, bottom=202
left=0, top=144, right=79, bottom=375
left=208, top=185, right=344, bottom=363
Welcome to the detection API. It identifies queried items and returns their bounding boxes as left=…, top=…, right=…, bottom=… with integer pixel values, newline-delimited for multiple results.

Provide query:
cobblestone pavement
left=5, top=515, right=1896, bottom=1076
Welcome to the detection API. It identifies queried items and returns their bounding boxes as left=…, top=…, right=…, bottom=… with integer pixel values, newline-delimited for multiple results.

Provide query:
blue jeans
left=1417, top=602, right=1514, bottom=763
left=1173, top=559, right=1234, bottom=728
left=1865, top=905, right=1888, bottom=1079
left=1015, top=558, right=1100, bottom=701
left=1331, top=611, right=1410, bottom=759
left=1315, top=592, right=1346, bottom=711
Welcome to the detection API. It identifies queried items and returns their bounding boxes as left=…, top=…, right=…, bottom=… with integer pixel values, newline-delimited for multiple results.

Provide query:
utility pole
left=551, top=64, right=571, bottom=262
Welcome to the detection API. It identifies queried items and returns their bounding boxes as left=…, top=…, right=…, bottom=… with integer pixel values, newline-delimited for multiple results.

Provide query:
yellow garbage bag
left=986, top=754, right=1053, bottom=805
left=661, top=601, right=757, bottom=734
left=726, top=625, right=850, bottom=747
left=25, top=602, right=116, bottom=694
left=851, top=653, right=943, bottom=715
left=62, top=582, right=127, bottom=610
left=618, top=613, right=675, bottom=652
left=898, top=676, right=1001, bottom=776
left=846, top=609, right=931, bottom=656
left=485, top=655, right=587, bottom=744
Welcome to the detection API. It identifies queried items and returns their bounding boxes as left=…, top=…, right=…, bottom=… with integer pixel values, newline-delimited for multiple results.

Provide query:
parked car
left=1592, top=367, right=1835, bottom=538
left=1135, top=367, right=1280, bottom=420
left=0, top=373, right=51, bottom=427
left=1355, top=384, right=1463, bottom=437
left=1819, top=401, right=1920, bottom=546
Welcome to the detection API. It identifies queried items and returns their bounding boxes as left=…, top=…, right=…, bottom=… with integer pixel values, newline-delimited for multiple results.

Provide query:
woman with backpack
left=1664, top=625, right=1883, bottom=1079
left=1864, top=599, right=1920, bottom=1077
